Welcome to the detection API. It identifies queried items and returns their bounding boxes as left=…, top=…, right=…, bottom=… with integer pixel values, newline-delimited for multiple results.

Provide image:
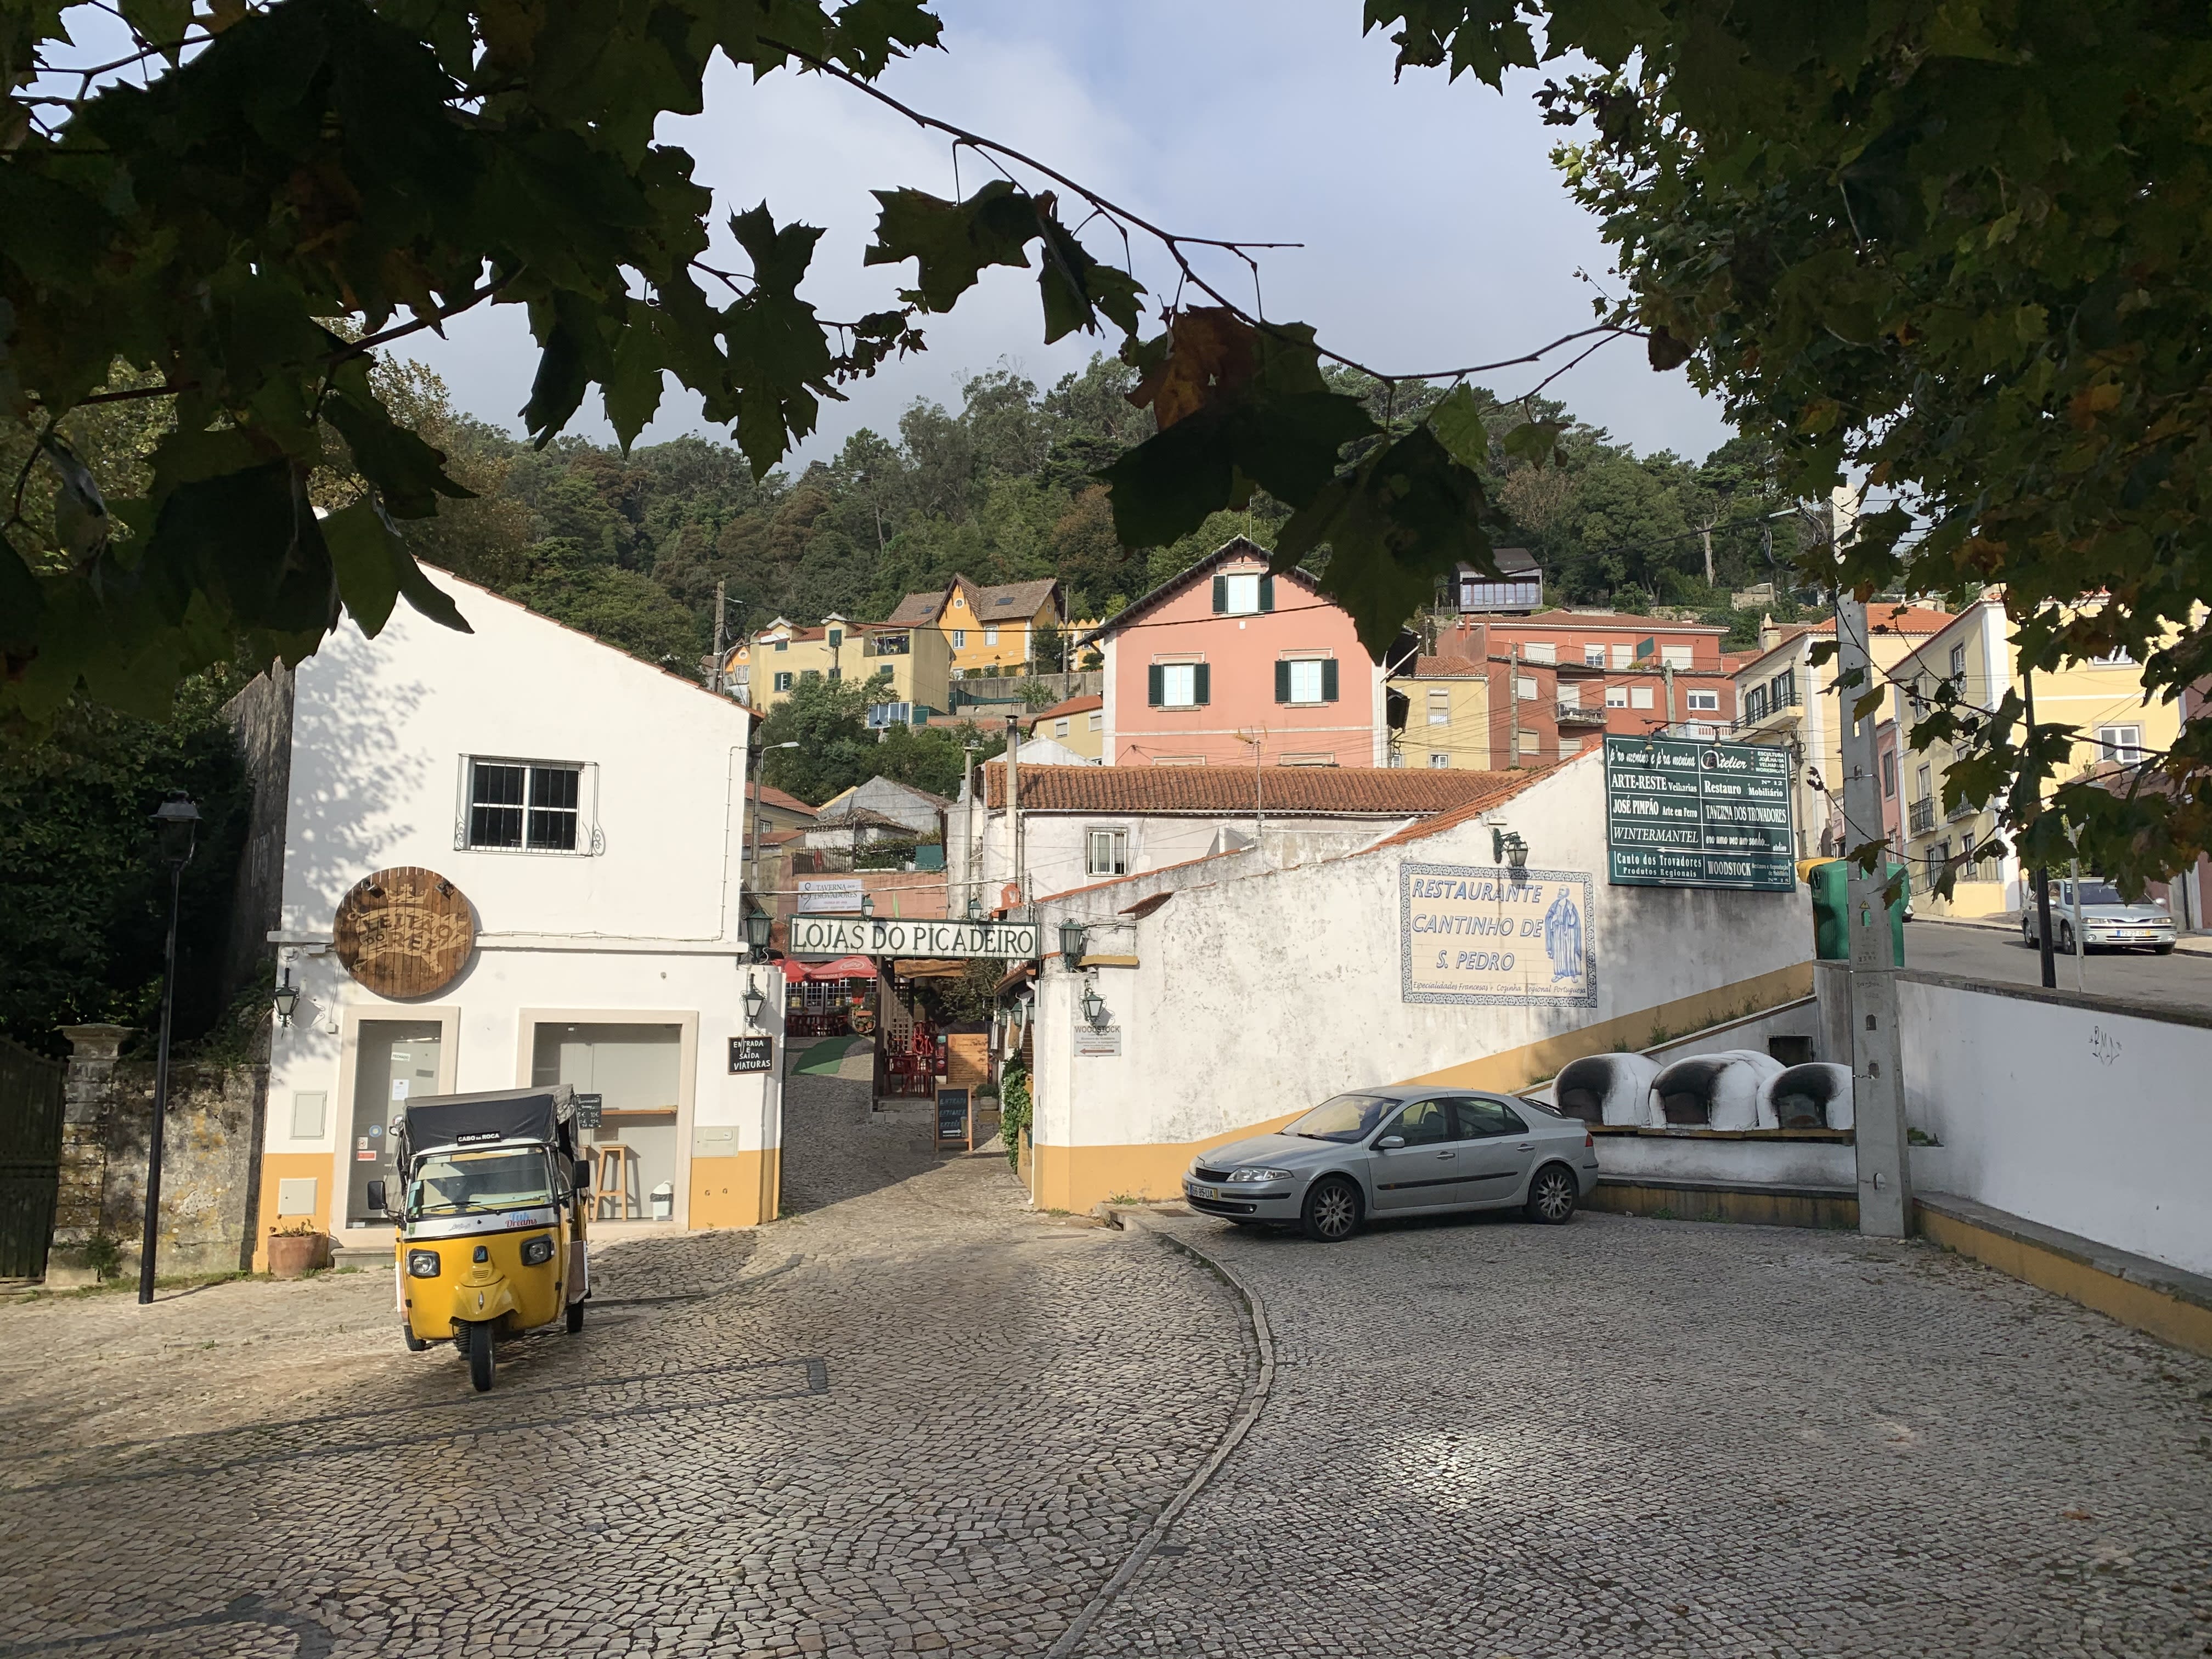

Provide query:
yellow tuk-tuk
left=366, top=1085, right=591, bottom=1392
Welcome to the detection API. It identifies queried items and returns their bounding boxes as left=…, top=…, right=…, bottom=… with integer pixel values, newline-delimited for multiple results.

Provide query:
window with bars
left=466, top=759, right=585, bottom=852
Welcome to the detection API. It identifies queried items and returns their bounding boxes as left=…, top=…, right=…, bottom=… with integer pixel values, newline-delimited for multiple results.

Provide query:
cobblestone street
left=0, top=1074, right=1251, bottom=1658
left=1090, top=1209, right=2212, bottom=1658
left=6, top=1088, right=2210, bottom=1658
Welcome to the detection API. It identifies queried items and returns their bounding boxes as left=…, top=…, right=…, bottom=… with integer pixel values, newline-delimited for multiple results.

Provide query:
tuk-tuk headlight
left=407, top=1249, right=441, bottom=1278
left=520, top=1235, right=555, bottom=1267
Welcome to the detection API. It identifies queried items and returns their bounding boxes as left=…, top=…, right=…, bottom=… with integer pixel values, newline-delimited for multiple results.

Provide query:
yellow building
left=724, top=616, right=949, bottom=716
left=1024, top=694, right=1105, bottom=760
left=1397, top=656, right=1493, bottom=770
left=884, top=577, right=1065, bottom=677
left=1888, top=590, right=2183, bottom=918
left=1733, top=605, right=1957, bottom=859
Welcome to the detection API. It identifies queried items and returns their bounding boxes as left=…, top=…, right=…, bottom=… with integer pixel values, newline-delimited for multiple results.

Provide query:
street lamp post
left=139, top=791, right=199, bottom=1305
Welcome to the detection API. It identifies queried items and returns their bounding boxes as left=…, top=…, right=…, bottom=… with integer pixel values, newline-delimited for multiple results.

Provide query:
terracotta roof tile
left=984, top=765, right=1525, bottom=814
left=882, top=589, right=948, bottom=627
left=977, top=578, right=1059, bottom=617
left=1410, top=654, right=1489, bottom=679
left=753, top=785, right=817, bottom=817
left=1026, top=693, right=1103, bottom=724
left=1356, top=764, right=1566, bottom=854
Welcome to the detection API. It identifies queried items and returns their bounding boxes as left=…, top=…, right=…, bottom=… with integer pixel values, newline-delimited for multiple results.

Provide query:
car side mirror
left=365, top=1178, right=387, bottom=1215
left=1375, top=1135, right=1406, bottom=1150
left=573, top=1159, right=592, bottom=1196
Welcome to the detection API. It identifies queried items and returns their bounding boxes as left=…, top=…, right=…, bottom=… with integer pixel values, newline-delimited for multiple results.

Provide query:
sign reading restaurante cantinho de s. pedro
left=1399, top=862, right=1596, bottom=1008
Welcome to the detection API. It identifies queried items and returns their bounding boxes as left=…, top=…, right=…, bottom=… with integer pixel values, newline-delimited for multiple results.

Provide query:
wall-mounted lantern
left=1080, top=984, right=1110, bottom=1030
left=1491, top=827, right=1529, bottom=872
left=742, top=909, right=774, bottom=961
left=272, top=966, right=300, bottom=1028
left=742, top=979, right=768, bottom=1026
left=1059, top=918, right=1086, bottom=970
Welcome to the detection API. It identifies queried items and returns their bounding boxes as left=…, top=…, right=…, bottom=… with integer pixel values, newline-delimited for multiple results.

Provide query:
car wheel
left=2059, top=923, right=2077, bottom=955
left=465, top=1321, right=495, bottom=1392
left=2154, top=942, right=2176, bottom=956
left=2021, top=918, right=2037, bottom=947
left=1300, top=1176, right=1361, bottom=1243
left=1524, top=1164, right=1579, bottom=1225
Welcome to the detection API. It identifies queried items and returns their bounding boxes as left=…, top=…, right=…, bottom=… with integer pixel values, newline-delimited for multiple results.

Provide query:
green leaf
left=1499, top=417, right=1566, bottom=466
left=1035, top=210, right=1145, bottom=343
left=1099, top=388, right=1379, bottom=548
left=1427, top=384, right=1492, bottom=470
left=603, top=312, right=667, bottom=452
left=865, top=181, right=1037, bottom=313
left=319, top=497, right=404, bottom=636
left=142, top=462, right=338, bottom=636
left=38, top=435, right=111, bottom=562
left=392, top=538, right=472, bottom=634
left=326, top=357, right=477, bottom=518
left=1273, top=426, right=1489, bottom=660
left=119, top=0, right=193, bottom=57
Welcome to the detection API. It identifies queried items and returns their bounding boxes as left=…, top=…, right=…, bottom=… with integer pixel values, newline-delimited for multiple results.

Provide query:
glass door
left=349, top=1022, right=443, bottom=1225
left=532, top=1023, right=682, bottom=1223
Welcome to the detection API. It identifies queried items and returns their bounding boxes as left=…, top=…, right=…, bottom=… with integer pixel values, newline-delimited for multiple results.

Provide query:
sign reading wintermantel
left=788, top=916, right=1042, bottom=960
left=1603, top=735, right=1797, bottom=893
left=1400, top=862, right=1596, bottom=1008
left=334, top=866, right=476, bottom=997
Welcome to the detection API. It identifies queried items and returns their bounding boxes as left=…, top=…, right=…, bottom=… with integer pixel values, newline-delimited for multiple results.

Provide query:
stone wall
left=50, top=1025, right=267, bottom=1284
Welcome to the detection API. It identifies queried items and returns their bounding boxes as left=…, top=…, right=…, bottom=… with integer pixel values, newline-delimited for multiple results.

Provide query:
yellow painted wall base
left=1034, top=962, right=1817, bottom=1216
left=250, top=1152, right=334, bottom=1271
left=689, top=1150, right=780, bottom=1229
left=1917, top=1204, right=2212, bottom=1358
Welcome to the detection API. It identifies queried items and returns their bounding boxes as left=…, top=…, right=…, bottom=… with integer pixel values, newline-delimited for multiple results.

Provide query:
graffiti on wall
left=1398, top=862, right=1598, bottom=1007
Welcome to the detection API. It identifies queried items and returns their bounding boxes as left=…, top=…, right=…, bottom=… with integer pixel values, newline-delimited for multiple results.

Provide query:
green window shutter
left=1274, top=661, right=1291, bottom=703
left=1148, top=664, right=1164, bottom=707
left=1259, top=575, right=1276, bottom=613
left=1211, top=574, right=1228, bottom=613
left=1193, top=663, right=1211, bottom=706
left=1321, top=658, right=1340, bottom=702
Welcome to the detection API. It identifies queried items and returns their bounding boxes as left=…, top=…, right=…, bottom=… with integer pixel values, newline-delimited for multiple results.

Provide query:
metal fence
left=0, top=1037, right=64, bottom=1279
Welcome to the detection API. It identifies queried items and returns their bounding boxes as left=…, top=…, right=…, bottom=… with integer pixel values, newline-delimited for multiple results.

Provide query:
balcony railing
left=1556, top=701, right=1609, bottom=725
left=1908, top=797, right=1937, bottom=834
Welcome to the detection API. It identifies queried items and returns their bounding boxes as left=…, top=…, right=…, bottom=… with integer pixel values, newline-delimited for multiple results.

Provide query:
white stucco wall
left=1898, top=977, right=2212, bottom=1276
left=1030, top=752, right=1815, bottom=1189
left=261, top=573, right=780, bottom=1235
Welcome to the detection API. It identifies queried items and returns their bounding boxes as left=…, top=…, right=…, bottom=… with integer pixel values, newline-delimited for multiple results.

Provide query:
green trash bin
left=1807, top=859, right=1908, bottom=965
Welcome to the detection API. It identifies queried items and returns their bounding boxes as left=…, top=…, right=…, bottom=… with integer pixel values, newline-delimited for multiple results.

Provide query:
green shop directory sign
left=1602, top=735, right=1797, bottom=892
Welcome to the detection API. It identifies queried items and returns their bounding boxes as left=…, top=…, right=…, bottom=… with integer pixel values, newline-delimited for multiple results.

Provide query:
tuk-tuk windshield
left=408, top=1147, right=558, bottom=1217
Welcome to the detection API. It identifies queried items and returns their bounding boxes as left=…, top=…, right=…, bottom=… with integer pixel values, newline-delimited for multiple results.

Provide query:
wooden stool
left=593, top=1144, right=637, bottom=1220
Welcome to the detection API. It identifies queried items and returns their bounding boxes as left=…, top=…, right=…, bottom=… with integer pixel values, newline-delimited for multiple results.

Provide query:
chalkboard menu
left=1603, top=735, right=1797, bottom=892
left=936, top=1089, right=970, bottom=1145
left=573, top=1093, right=603, bottom=1129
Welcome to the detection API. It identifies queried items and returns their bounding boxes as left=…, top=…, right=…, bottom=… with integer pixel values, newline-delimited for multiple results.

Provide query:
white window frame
left=1660, top=645, right=1694, bottom=670
left=1686, top=689, right=1720, bottom=713
left=1221, top=572, right=1262, bottom=615
left=1583, top=645, right=1607, bottom=667
left=1515, top=676, right=1539, bottom=701
left=456, top=756, right=601, bottom=856
left=1630, top=687, right=1655, bottom=710
left=1426, top=687, right=1452, bottom=725
left=985, top=626, right=1000, bottom=646
left=1087, top=711, right=1103, bottom=731
left=1605, top=685, right=1628, bottom=709
left=1521, top=642, right=1556, bottom=665
left=1158, top=662, right=1202, bottom=708
left=1429, top=752, right=1451, bottom=769
left=1054, top=717, right=1070, bottom=737
left=1085, top=827, right=1130, bottom=877
left=1610, top=644, right=1633, bottom=668
left=1285, top=658, right=1328, bottom=706
left=2097, top=724, right=2145, bottom=763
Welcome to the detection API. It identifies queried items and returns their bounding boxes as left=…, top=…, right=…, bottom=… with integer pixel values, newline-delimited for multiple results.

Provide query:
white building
left=1019, top=752, right=1816, bottom=1213
left=246, top=573, right=781, bottom=1265
left=946, top=762, right=1526, bottom=917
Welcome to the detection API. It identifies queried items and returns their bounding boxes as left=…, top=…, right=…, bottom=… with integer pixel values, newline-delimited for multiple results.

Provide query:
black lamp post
left=139, top=791, right=199, bottom=1305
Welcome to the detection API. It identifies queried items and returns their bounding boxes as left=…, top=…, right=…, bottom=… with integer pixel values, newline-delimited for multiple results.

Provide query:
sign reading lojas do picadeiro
left=788, top=915, right=1042, bottom=960
left=1603, top=735, right=1796, bottom=892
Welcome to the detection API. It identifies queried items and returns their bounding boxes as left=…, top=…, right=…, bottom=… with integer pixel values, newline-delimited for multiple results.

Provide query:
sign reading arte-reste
left=1399, top=862, right=1596, bottom=1007
left=1603, top=735, right=1797, bottom=893
left=788, top=916, right=1042, bottom=960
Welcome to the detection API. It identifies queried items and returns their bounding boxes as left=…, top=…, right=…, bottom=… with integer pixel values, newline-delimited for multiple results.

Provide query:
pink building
left=1084, top=540, right=1390, bottom=768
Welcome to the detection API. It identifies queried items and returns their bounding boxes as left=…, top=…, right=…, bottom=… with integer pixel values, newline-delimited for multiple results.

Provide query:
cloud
left=405, top=0, right=1730, bottom=466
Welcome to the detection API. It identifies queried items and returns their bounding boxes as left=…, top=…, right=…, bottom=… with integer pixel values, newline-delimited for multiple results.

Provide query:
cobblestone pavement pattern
left=0, top=1074, right=1251, bottom=1658
left=1088, top=1209, right=2212, bottom=1658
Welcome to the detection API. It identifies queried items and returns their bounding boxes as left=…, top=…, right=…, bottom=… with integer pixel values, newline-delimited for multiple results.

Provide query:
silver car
left=1182, top=1086, right=1600, bottom=1243
left=2022, top=878, right=2178, bottom=955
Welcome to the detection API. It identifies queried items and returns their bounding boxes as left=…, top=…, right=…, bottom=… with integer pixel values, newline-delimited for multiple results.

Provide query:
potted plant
left=266, top=1220, right=331, bottom=1278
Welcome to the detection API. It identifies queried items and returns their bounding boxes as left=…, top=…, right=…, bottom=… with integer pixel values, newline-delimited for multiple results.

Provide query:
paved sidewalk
left=0, top=1074, right=1250, bottom=1658
left=1082, top=1209, right=2212, bottom=1658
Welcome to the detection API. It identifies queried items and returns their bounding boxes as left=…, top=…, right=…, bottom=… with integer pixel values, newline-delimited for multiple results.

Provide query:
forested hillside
left=393, top=353, right=1807, bottom=672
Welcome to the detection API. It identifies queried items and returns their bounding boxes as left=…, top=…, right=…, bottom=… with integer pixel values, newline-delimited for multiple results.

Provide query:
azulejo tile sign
left=1603, top=735, right=1797, bottom=891
left=1400, top=862, right=1596, bottom=1007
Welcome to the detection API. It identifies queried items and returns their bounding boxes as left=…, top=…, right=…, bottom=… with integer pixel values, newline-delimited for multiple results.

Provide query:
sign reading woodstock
left=333, top=866, right=477, bottom=997
left=788, top=915, right=1042, bottom=960
left=1603, top=734, right=1797, bottom=891
left=1399, top=862, right=1596, bottom=1008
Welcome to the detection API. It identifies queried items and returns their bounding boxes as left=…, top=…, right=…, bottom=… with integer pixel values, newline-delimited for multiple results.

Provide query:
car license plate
left=1194, top=1186, right=1217, bottom=1200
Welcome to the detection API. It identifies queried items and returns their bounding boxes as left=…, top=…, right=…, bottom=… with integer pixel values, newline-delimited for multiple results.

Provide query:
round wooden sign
left=333, top=867, right=476, bottom=998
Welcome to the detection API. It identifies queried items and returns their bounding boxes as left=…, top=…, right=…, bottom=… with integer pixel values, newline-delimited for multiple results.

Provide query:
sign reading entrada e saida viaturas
left=1602, top=735, right=1797, bottom=892
left=1400, top=863, right=1596, bottom=1008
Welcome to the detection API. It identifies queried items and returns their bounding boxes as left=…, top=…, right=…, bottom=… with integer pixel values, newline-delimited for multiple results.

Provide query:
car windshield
left=408, top=1148, right=555, bottom=1217
left=1283, top=1093, right=1396, bottom=1143
left=2072, top=882, right=2128, bottom=906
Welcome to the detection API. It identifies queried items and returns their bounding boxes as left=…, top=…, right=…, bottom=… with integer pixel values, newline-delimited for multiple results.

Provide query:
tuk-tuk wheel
left=465, top=1321, right=495, bottom=1392
left=566, top=1300, right=584, bottom=1334
left=402, top=1323, right=428, bottom=1353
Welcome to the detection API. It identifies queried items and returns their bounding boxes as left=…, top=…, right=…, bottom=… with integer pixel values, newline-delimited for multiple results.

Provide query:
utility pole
left=1830, top=487, right=1912, bottom=1239
left=2020, top=667, right=2058, bottom=989
left=1662, top=661, right=1677, bottom=729
left=1508, top=645, right=1522, bottom=768
left=709, top=578, right=727, bottom=693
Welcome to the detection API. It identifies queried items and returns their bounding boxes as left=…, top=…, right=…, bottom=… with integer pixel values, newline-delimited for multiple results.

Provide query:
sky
left=398, top=0, right=1735, bottom=469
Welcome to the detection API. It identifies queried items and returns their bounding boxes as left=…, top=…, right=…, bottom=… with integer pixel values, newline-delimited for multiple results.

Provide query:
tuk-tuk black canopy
left=397, top=1086, right=579, bottom=1166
